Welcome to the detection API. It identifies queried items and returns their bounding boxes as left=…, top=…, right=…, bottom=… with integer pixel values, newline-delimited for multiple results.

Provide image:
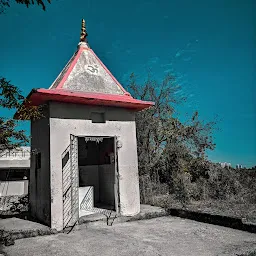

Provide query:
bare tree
left=127, top=72, right=216, bottom=178
left=0, top=0, right=51, bottom=13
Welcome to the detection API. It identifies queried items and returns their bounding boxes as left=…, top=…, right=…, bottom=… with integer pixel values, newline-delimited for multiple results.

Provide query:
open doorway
left=77, top=136, right=118, bottom=217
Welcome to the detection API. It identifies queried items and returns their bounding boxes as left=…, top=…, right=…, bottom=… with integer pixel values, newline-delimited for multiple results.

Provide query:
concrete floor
left=0, top=204, right=167, bottom=239
left=2, top=216, right=256, bottom=256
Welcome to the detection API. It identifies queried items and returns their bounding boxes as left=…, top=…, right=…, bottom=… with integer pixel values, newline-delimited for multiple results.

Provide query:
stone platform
left=78, top=204, right=167, bottom=226
left=0, top=205, right=168, bottom=242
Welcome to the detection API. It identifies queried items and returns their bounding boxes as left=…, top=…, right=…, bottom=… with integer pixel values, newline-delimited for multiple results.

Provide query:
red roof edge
left=14, top=88, right=154, bottom=119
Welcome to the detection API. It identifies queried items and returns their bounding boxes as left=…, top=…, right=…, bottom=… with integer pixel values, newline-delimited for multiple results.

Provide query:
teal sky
left=0, top=0, right=255, bottom=167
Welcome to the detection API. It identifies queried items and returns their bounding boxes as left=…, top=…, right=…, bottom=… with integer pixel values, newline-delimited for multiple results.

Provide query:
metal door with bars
left=62, top=134, right=79, bottom=229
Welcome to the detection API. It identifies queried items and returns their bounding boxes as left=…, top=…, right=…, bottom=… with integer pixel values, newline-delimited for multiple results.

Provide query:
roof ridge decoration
left=80, top=19, right=88, bottom=43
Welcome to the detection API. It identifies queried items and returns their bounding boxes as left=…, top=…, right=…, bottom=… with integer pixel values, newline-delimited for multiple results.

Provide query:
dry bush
left=139, top=165, right=256, bottom=219
left=0, top=194, right=28, bottom=215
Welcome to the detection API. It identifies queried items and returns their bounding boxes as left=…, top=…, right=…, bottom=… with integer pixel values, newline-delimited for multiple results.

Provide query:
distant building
left=236, top=164, right=243, bottom=169
left=0, top=147, right=30, bottom=197
left=219, top=162, right=231, bottom=168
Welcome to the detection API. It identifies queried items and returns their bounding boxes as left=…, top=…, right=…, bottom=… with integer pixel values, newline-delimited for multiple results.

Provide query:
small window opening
left=90, top=112, right=105, bottom=123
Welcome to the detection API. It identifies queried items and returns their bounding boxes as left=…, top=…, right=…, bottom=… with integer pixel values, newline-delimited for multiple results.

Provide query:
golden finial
left=80, top=19, right=88, bottom=42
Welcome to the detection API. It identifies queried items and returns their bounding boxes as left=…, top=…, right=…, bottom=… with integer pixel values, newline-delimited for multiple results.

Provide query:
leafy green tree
left=0, top=0, right=49, bottom=153
left=0, top=78, right=43, bottom=155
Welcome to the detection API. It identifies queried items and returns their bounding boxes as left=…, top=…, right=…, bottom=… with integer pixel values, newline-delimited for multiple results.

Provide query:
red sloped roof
left=48, top=43, right=131, bottom=96
left=14, top=41, right=154, bottom=119
left=25, top=88, right=154, bottom=111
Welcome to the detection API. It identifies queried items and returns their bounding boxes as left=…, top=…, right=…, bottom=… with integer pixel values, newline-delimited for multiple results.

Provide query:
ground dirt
left=2, top=216, right=256, bottom=256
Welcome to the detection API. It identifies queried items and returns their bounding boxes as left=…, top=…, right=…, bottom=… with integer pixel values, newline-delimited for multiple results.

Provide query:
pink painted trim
left=14, top=88, right=154, bottom=119
left=56, top=47, right=84, bottom=89
left=38, top=88, right=154, bottom=105
left=79, top=46, right=90, bottom=50
left=53, top=46, right=131, bottom=96
left=90, top=49, right=131, bottom=96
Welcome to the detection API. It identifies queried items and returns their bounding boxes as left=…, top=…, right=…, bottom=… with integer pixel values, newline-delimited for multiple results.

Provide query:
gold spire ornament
left=80, top=19, right=88, bottom=42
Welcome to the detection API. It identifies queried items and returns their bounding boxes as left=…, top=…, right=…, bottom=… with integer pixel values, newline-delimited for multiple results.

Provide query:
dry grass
left=187, top=200, right=256, bottom=221
left=139, top=172, right=256, bottom=223
left=153, top=195, right=256, bottom=222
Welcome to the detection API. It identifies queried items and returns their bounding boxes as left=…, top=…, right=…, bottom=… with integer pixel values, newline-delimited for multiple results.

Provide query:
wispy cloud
left=175, top=49, right=196, bottom=58
left=161, top=63, right=173, bottom=68
left=183, top=57, right=192, bottom=62
left=164, top=68, right=174, bottom=73
left=174, top=90, right=183, bottom=95
left=148, top=57, right=159, bottom=64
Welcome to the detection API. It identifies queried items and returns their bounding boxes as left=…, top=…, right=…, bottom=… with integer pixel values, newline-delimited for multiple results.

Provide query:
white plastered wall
left=30, top=114, right=51, bottom=226
left=49, top=102, right=140, bottom=231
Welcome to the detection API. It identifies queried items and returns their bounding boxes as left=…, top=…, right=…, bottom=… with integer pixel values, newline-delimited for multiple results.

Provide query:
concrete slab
left=0, top=218, right=57, bottom=240
left=0, top=205, right=167, bottom=241
left=78, top=204, right=167, bottom=226
left=137, top=204, right=167, bottom=216
left=0, top=218, right=46, bottom=231
left=2, top=216, right=256, bottom=256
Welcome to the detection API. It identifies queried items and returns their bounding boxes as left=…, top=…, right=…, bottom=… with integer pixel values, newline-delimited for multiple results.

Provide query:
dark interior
left=0, top=169, right=29, bottom=181
left=78, top=137, right=116, bottom=211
